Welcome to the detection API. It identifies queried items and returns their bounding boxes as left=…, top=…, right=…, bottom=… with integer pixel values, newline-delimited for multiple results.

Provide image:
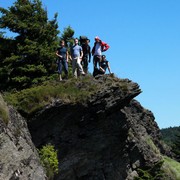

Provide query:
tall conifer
left=173, top=130, right=180, bottom=162
left=0, top=0, right=59, bottom=90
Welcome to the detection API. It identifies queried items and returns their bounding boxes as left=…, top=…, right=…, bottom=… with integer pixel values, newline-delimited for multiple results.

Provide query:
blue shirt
left=71, top=45, right=82, bottom=58
left=57, top=47, right=67, bottom=60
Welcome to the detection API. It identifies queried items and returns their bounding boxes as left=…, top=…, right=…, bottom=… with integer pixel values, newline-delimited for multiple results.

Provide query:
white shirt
left=94, top=43, right=102, bottom=56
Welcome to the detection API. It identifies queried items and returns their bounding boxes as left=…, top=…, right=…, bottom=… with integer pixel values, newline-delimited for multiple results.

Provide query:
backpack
left=79, top=36, right=90, bottom=46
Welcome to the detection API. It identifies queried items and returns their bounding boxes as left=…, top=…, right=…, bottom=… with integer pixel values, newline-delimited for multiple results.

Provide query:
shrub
left=162, top=156, right=180, bottom=180
left=38, top=144, right=59, bottom=180
left=4, top=77, right=99, bottom=116
left=134, top=160, right=164, bottom=180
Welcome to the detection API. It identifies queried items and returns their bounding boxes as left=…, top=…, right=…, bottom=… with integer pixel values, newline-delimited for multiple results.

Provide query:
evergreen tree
left=60, top=26, right=75, bottom=48
left=161, top=126, right=180, bottom=146
left=0, top=32, right=3, bottom=38
left=0, top=0, right=59, bottom=90
left=173, top=130, right=180, bottom=162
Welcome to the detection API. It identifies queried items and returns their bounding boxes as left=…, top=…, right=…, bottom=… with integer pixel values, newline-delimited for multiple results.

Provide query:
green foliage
left=61, top=25, right=75, bottom=48
left=135, top=169, right=154, bottom=180
left=161, top=126, right=180, bottom=146
left=38, top=144, right=58, bottom=179
left=0, top=94, right=9, bottom=124
left=135, top=157, right=180, bottom=180
left=162, top=156, right=180, bottom=180
left=4, top=75, right=131, bottom=118
left=146, top=136, right=160, bottom=155
left=135, top=160, right=165, bottom=180
left=4, top=76, right=99, bottom=116
left=173, top=131, right=180, bottom=161
left=161, top=126, right=180, bottom=161
left=0, top=0, right=59, bottom=90
left=0, top=32, right=4, bottom=37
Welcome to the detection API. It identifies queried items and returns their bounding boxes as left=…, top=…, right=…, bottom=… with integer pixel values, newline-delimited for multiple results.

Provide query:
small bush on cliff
left=39, top=144, right=59, bottom=179
left=146, top=136, right=160, bottom=155
left=135, top=157, right=180, bottom=180
left=135, top=160, right=165, bottom=179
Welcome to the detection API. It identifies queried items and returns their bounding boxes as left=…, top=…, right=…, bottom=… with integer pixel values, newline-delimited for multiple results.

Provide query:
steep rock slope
left=0, top=95, right=46, bottom=180
left=27, top=76, right=173, bottom=180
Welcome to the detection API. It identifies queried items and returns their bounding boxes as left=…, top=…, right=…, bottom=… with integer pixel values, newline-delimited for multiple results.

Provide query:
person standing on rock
left=81, top=38, right=91, bottom=73
left=91, top=36, right=110, bottom=69
left=56, top=40, right=69, bottom=81
left=70, top=38, right=86, bottom=78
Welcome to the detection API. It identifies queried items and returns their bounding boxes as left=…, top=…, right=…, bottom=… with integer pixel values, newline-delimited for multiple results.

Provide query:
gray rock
left=27, top=76, right=171, bottom=179
left=0, top=76, right=175, bottom=180
left=0, top=101, right=46, bottom=180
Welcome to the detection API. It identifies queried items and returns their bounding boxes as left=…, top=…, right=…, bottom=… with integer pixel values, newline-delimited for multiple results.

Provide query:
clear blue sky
left=1, top=0, right=180, bottom=129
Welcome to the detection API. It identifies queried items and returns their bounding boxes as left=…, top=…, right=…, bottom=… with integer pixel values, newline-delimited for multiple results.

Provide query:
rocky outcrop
left=27, top=75, right=172, bottom=180
left=0, top=75, right=175, bottom=179
left=0, top=96, right=46, bottom=180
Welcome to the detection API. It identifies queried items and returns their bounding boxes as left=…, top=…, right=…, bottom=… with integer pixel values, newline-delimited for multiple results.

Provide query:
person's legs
left=83, top=57, right=88, bottom=73
left=58, top=60, right=63, bottom=81
left=93, top=55, right=101, bottom=68
left=62, top=60, right=68, bottom=79
left=77, top=57, right=85, bottom=75
left=59, top=74, right=62, bottom=81
left=93, top=67, right=99, bottom=77
left=72, top=58, right=78, bottom=78
left=93, top=56, right=97, bottom=68
left=98, top=70, right=105, bottom=75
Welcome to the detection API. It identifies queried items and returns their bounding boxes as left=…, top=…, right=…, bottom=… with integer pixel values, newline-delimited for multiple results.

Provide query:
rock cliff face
left=26, top=76, right=172, bottom=180
left=0, top=96, right=46, bottom=180
left=0, top=75, right=175, bottom=179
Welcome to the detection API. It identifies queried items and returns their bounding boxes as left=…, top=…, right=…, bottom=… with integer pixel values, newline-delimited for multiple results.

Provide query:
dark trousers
left=81, top=56, right=88, bottom=73
left=93, top=67, right=105, bottom=77
left=93, top=55, right=101, bottom=68
left=57, top=59, right=68, bottom=75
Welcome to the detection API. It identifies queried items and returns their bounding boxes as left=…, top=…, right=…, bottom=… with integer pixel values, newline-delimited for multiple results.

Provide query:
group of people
left=56, top=36, right=112, bottom=81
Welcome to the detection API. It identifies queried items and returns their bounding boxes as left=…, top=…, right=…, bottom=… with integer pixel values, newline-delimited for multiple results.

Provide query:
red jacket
left=92, top=41, right=110, bottom=56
